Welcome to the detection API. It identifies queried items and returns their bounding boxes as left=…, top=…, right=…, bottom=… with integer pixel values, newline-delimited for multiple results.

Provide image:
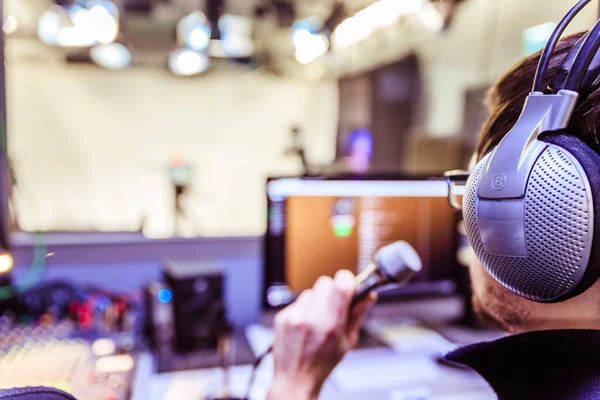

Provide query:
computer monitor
left=264, top=176, right=460, bottom=307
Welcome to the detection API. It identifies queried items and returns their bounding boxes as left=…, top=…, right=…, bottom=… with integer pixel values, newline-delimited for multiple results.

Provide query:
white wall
left=332, top=0, right=598, bottom=137
left=7, top=62, right=338, bottom=237
left=8, top=0, right=597, bottom=236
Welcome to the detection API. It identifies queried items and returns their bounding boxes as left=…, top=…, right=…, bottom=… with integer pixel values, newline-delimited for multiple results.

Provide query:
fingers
left=273, top=289, right=314, bottom=339
left=309, top=276, right=338, bottom=328
left=333, top=270, right=356, bottom=301
left=275, top=270, right=367, bottom=349
left=292, top=288, right=316, bottom=315
left=310, top=276, right=335, bottom=314
left=310, top=271, right=355, bottom=328
left=330, top=270, right=356, bottom=323
left=347, top=291, right=377, bottom=341
left=282, top=289, right=314, bottom=324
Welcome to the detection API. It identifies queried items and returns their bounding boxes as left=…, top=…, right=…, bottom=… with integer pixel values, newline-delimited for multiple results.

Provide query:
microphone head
left=375, top=241, right=422, bottom=283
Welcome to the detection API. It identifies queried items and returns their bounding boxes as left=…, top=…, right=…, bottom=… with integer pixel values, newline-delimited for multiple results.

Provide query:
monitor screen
left=264, top=177, right=460, bottom=307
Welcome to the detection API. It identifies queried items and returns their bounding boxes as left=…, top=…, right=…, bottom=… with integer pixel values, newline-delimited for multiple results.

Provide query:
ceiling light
left=88, top=0, right=120, bottom=18
left=292, top=18, right=322, bottom=48
left=3, top=15, right=18, bottom=35
left=221, top=34, right=255, bottom=58
left=87, top=4, right=119, bottom=44
left=177, top=11, right=211, bottom=52
left=90, top=42, right=133, bottom=69
left=294, top=33, right=329, bottom=64
left=332, top=0, right=427, bottom=50
left=38, top=6, right=67, bottom=45
left=56, top=26, right=96, bottom=47
left=218, top=14, right=255, bottom=58
left=69, top=5, right=89, bottom=28
left=38, top=1, right=119, bottom=48
left=71, top=2, right=119, bottom=45
left=219, top=14, right=253, bottom=37
left=168, top=48, right=210, bottom=76
left=187, top=26, right=211, bottom=51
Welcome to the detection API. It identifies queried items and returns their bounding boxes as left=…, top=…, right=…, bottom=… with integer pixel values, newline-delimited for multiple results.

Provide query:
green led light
left=330, top=213, right=355, bottom=238
left=332, top=224, right=353, bottom=237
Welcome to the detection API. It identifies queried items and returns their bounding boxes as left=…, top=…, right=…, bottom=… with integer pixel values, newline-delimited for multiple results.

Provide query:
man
left=267, top=32, right=600, bottom=400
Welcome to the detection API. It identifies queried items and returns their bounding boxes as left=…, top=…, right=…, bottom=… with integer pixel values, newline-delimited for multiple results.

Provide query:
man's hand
left=266, top=270, right=377, bottom=400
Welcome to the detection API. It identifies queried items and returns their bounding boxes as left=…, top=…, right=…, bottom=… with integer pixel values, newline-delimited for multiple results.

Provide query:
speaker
left=163, top=262, right=226, bottom=353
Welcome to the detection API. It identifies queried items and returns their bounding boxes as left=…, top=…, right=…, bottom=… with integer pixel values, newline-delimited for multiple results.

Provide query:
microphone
left=245, top=241, right=423, bottom=399
left=351, top=241, right=422, bottom=306
left=244, top=241, right=422, bottom=399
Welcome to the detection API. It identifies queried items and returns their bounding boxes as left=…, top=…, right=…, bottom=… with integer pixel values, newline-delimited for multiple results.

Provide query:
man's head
left=470, top=32, right=600, bottom=333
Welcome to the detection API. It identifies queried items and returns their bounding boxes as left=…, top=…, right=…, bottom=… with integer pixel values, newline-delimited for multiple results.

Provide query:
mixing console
left=0, top=319, right=137, bottom=400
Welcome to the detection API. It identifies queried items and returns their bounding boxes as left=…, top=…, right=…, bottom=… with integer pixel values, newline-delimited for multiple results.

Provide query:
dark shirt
left=0, top=387, right=76, bottom=400
left=443, top=329, right=600, bottom=400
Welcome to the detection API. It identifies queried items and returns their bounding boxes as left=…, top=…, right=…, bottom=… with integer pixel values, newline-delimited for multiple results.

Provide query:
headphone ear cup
left=463, top=133, right=598, bottom=302
left=541, top=133, right=600, bottom=299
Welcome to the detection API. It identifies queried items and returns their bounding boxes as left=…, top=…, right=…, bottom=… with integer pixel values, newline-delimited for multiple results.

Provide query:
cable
left=564, top=18, right=600, bottom=91
left=245, top=346, right=272, bottom=400
left=533, top=0, right=592, bottom=92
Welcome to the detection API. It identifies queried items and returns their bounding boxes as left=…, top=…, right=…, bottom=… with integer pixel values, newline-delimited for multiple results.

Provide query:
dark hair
left=476, top=32, right=600, bottom=160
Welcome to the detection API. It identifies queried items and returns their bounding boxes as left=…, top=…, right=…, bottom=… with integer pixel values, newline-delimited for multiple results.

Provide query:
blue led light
left=157, top=288, right=173, bottom=304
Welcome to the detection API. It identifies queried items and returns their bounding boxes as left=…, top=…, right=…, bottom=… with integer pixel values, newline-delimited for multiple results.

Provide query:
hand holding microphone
left=264, top=241, right=422, bottom=400
left=352, top=240, right=423, bottom=305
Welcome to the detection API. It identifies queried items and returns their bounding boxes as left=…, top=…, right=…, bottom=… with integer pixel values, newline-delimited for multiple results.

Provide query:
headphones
left=464, top=0, right=600, bottom=303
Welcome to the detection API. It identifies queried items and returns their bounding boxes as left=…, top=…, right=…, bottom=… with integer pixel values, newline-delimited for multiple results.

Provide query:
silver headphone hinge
left=478, top=90, right=579, bottom=200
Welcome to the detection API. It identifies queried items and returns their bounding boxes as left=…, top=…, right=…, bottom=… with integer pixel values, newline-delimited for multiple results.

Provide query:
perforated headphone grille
left=463, top=157, right=483, bottom=256
left=464, top=145, right=593, bottom=302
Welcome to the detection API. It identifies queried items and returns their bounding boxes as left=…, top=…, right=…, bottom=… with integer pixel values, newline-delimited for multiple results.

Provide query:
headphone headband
left=477, top=90, right=578, bottom=200
left=564, top=18, right=600, bottom=91
left=533, top=0, right=592, bottom=92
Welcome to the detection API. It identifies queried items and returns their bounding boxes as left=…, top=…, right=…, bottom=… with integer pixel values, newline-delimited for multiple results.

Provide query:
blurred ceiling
left=3, top=0, right=463, bottom=79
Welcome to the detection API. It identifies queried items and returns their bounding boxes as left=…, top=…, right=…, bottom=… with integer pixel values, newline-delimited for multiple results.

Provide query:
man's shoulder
left=443, top=329, right=600, bottom=400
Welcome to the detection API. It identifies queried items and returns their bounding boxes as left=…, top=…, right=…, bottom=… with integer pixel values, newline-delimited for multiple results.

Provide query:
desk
left=132, top=323, right=500, bottom=400
left=146, top=362, right=495, bottom=400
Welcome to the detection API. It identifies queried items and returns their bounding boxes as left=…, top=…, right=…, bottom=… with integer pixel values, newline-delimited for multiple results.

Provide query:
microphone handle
left=351, top=279, right=382, bottom=307
left=351, top=262, right=387, bottom=307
